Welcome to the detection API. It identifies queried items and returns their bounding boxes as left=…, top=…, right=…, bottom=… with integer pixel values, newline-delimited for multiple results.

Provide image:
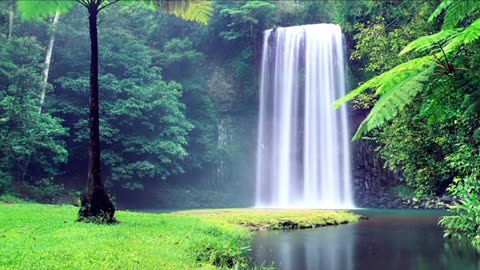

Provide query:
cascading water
left=255, top=24, right=354, bottom=209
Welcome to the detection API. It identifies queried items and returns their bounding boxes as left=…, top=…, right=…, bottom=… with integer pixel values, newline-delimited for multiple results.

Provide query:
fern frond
left=18, top=0, right=77, bottom=20
left=352, top=66, right=435, bottom=141
left=428, top=0, right=453, bottom=23
left=442, top=0, right=480, bottom=29
left=399, top=29, right=462, bottom=56
left=153, top=0, right=213, bottom=25
left=333, top=56, right=433, bottom=109
left=444, top=18, right=480, bottom=54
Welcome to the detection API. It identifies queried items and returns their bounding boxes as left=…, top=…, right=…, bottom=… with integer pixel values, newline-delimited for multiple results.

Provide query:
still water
left=251, top=210, right=480, bottom=270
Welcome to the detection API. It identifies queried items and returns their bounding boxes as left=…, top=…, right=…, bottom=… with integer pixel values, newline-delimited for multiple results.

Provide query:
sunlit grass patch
left=173, top=208, right=360, bottom=230
left=0, top=204, right=249, bottom=269
left=0, top=204, right=359, bottom=269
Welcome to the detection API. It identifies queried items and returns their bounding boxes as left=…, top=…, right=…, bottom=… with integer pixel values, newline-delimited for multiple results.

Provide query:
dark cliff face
left=350, top=107, right=403, bottom=207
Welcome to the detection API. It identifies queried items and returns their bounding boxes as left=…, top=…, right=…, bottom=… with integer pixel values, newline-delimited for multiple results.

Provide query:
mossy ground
left=174, top=208, right=360, bottom=230
left=0, top=203, right=359, bottom=269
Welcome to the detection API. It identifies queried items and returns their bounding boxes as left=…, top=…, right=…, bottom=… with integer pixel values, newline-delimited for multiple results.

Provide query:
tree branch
left=76, top=0, right=90, bottom=9
left=98, top=0, right=121, bottom=12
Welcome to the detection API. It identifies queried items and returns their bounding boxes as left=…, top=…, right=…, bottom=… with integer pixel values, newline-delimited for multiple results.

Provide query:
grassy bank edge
left=175, top=208, right=361, bottom=231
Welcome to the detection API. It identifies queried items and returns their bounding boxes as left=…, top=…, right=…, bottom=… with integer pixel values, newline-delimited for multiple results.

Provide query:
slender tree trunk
left=17, top=10, right=62, bottom=185
left=39, top=10, right=60, bottom=113
left=79, top=4, right=116, bottom=223
left=8, top=0, right=14, bottom=39
left=18, top=10, right=62, bottom=187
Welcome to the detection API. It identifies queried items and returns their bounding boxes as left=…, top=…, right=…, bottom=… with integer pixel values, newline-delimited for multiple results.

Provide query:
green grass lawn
left=0, top=203, right=359, bottom=269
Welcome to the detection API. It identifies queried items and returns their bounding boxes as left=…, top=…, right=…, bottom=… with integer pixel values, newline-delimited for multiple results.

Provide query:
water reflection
left=251, top=210, right=480, bottom=270
left=253, top=225, right=355, bottom=270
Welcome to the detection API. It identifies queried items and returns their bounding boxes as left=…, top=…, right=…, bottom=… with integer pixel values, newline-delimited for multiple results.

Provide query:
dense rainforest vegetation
left=1, top=0, right=479, bottom=246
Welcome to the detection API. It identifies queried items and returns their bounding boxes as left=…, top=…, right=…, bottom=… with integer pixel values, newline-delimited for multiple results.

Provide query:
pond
left=251, top=209, right=480, bottom=270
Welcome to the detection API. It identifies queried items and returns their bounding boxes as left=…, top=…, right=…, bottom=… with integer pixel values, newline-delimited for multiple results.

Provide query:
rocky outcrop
left=356, top=190, right=455, bottom=209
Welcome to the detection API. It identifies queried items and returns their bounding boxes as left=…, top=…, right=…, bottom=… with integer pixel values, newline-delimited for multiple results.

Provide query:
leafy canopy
left=18, top=0, right=213, bottom=25
left=335, top=0, right=480, bottom=141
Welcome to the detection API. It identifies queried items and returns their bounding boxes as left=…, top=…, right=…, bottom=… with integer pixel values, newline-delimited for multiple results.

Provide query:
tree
left=0, top=34, right=68, bottom=199
left=18, top=0, right=212, bottom=223
left=334, top=0, right=480, bottom=141
left=53, top=20, right=195, bottom=190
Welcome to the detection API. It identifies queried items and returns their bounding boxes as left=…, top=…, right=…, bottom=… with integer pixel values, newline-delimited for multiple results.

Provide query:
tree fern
left=17, top=1, right=76, bottom=20
left=442, top=0, right=480, bottom=30
left=337, top=0, right=480, bottom=141
left=161, top=1, right=213, bottom=25
left=131, top=0, right=213, bottom=25
left=334, top=56, right=433, bottom=109
left=428, top=0, right=453, bottom=23
left=18, top=0, right=213, bottom=25
left=353, top=66, right=435, bottom=140
left=399, top=29, right=462, bottom=56
left=443, top=18, right=480, bottom=54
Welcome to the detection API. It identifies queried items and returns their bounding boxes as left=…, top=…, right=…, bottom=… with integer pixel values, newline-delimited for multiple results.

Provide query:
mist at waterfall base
left=255, top=24, right=354, bottom=209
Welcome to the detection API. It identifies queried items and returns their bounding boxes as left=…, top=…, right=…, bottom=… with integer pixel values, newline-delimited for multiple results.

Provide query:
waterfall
left=255, top=24, right=354, bottom=209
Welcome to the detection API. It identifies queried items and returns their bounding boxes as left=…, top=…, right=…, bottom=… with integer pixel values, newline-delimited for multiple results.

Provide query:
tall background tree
left=18, top=0, right=212, bottom=222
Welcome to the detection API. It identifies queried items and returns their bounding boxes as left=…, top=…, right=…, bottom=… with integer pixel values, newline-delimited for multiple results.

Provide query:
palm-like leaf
left=156, top=0, right=213, bottom=25
left=334, top=56, right=433, bottom=109
left=18, top=0, right=212, bottom=25
left=429, top=0, right=480, bottom=30
left=428, top=0, right=453, bottom=23
left=18, top=0, right=76, bottom=20
left=126, top=0, right=212, bottom=25
left=352, top=67, right=435, bottom=140
left=399, top=29, right=462, bottom=56
left=444, top=18, right=480, bottom=53
left=337, top=0, right=480, bottom=141
left=442, top=0, right=480, bottom=30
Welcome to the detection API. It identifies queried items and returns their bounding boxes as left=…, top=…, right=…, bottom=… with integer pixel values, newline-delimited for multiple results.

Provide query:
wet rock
left=441, top=195, right=452, bottom=203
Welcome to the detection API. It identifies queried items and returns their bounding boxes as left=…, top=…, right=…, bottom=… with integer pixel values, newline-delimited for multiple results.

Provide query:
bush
left=0, top=193, right=26, bottom=204
left=439, top=175, right=480, bottom=248
left=390, top=185, right=415, bottom=199
left=23, top=178, right=64, bottom=203
left=439, top=193, right=480, bottom=248
left=0, top=171, right=13, bottom=194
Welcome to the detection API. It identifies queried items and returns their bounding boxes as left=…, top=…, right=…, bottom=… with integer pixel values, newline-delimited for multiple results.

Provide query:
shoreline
left=0, top=203, right=359, bottom=269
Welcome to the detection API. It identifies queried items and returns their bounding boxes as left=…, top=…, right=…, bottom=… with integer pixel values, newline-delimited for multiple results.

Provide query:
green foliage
left=18, top=0, right=213, bottom=25
left=51, top=20, right=193, bottom=189
left=338, top=0, right=480, bottom=141
left=350, top=0, right=480, bottom=247
left=439, top=194, right=480, bottom=248
left=399, top=29, right=462, bottom=56
left=444, top=18, right=480, bottom=53
left=429, top=0, right=480, bottom=30
left=17, top=0, right=76, bottom=20
left=390, top=185, right=415, bottom=199
left=0, top=34, right=67, bottom=198
left=154, top=1, right=214, bottom=25
left=12, top=0, right=217, bottom=196
left=440, top=143, right=480, bottom=248
left=155, top=185, right=250, bottom=209
left=213, top=1, right=278, bottom=100
left=0, top=193, right=26, bottom=204
left=22, top=178, right=64, bottom=203
left=343, top=53, right=430, bottom=101
left=219, top=1, right=276, bottom=41
left=352, top=65, right=434, bottom=140
left=377, top=101, right=449, bottom=197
